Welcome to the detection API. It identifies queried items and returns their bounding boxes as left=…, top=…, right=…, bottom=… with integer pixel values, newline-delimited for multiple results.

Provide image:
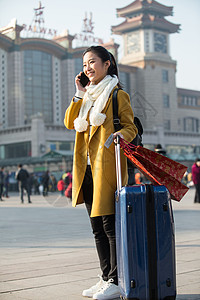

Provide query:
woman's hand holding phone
left=75, top=72, right=90, bottom=92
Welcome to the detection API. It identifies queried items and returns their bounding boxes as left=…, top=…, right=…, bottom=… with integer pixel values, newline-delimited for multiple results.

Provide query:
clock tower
left=111, top=0, right=181, bottom=137
left=112, top=0, right=180, bottom=67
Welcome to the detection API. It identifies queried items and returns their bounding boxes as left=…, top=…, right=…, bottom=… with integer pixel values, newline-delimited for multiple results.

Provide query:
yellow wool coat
left=64, top=87, right=138, bottom=217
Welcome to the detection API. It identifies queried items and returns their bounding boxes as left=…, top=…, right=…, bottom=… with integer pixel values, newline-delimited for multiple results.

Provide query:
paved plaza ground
left=0, top=188, right=200, bottom=300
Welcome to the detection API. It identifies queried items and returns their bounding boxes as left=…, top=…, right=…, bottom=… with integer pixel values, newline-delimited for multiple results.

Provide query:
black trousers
left=19, top=183, right=31, bottom=203
left=82, top=165, right=118, bottom=285
left=194, top=184, right=200, bottom=203
left=0, top=184, right=3, bottom=199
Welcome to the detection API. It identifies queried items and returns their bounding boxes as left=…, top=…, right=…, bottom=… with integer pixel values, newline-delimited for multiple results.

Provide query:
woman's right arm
left=64, top=98, right=83, bottom=130
left=64, top=72, right=88, bottom=130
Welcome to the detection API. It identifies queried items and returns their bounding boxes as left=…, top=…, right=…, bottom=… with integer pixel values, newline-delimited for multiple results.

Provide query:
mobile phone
left=79, top=72, right=90, bottom=87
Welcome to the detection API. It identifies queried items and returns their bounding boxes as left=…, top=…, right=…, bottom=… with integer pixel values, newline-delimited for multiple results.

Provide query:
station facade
left=0, top=0, right=199, bottom=171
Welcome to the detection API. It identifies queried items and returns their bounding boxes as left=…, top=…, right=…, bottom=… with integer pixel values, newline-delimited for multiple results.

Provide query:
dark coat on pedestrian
left=0, top=169, right=4, bottom=185
left=16, top=168, right=29, bottom=186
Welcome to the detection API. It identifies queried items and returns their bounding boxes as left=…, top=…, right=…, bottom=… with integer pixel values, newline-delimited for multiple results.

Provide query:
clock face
left=127, top=32, right=141, bottom=54
left=154, top=33, right=167, bottom=53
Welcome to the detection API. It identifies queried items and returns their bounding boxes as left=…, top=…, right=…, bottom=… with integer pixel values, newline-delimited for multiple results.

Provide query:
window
left=0, top=142, right=31, bottom=159
left=46, top=141, right=74, bottom=152
left=166, top=144, right=200, bottom=161
left=184, top=117, right=199, bottom=133
left=163, top=94, right=170, bottom=108
left=164, top=120, right=170, bottom=130
left=24, top=50, right=53, bottom=123
left=162, top=70, right=168, bottom=83
left=181, top=95, right=197, bottom=106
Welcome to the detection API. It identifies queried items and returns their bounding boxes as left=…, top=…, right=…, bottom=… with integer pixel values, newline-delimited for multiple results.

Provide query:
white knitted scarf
left=74, top=75, right=118, bottom=132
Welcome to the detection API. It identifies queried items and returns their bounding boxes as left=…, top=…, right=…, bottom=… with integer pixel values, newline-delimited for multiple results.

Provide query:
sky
left=0, top=0, right=200, bottom=91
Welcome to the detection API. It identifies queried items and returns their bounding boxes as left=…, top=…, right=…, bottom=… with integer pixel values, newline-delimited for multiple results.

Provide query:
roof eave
left=116, top=0, right=173, bottom=18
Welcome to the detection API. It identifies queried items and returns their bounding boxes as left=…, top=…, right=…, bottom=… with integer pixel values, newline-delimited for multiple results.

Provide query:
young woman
left=64, top=46, right=137, bottom=300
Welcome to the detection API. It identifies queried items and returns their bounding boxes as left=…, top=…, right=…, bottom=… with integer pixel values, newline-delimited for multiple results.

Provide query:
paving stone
left=0, top=189, right=200, bottom=299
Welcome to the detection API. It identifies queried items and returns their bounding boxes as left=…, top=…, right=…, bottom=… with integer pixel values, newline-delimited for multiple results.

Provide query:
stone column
left=31, top=114, right=46, bottom=157
left=156, top=125, right=165, bottom=148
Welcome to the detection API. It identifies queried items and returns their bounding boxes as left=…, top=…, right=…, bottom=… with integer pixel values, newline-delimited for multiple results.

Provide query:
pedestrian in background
left=62, top=170, right=72, bottom=187
left=27, top=173, right=34, bottom=195
left=3, top=170, right=10, bottom=198
left=191, top=158, right=200, bottom=203
left=64, top=180, right=72, bottom=200
left=42, top=170, right=50, bottom=196
left=57, top=177, right=65, bottom=196
left=33, top=175, right=40, bottom=195
left=64, top=45, right=137, bottom=300
left=187, top=171, right=193, bottom=187
left=0, top=167, right=5, bottom=201
left=154, top=143, right=167, bottom=156
left=50, top=174, right=57, bottom=192
left=15, top=164, right=31, bottom=204
left=135, top=172, right=142, bottom=184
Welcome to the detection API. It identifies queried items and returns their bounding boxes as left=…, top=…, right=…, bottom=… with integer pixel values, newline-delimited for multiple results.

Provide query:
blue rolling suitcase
left=115, top=138, right=176, bottom=300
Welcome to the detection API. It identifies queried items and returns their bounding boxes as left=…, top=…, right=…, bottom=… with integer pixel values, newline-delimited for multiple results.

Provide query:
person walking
left=33, top=175, right=40, bottom=195
left=0, top=167, right=5, bottom=201
left=64, top=45, right=137, bottom=300
left=3, top=170, right=10, bottom=198
left=16, top=164, right=31, bottom=204
left=191, top=158, right=200, bottom=203
left=154, top=143, right=166, bottom=156
left=42, top=171, right=50, bottom=196
left=57, top=177, right=65, bottom=196
left=62, top=170, right=72, bottom=188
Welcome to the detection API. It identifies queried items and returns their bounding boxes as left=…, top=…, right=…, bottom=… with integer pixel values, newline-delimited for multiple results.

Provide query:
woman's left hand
left=113, top=131, right=124, bottom=143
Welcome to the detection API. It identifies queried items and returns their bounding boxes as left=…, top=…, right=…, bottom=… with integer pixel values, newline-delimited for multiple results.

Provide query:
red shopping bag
left=120, top=138, right=189, bottom=201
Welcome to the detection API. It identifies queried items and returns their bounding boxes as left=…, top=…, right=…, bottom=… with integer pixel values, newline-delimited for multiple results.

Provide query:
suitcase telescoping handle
left=115, top=135, right=122, bottom=200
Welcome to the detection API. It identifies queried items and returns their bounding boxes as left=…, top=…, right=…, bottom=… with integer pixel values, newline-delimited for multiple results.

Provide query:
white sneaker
left=82, top=276, right=106, bottom=298
left=93, top=278, right=120, bottom=300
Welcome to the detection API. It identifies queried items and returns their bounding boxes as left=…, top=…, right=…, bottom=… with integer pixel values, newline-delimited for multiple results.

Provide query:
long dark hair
left=83, top=46, right=122, bottom=88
